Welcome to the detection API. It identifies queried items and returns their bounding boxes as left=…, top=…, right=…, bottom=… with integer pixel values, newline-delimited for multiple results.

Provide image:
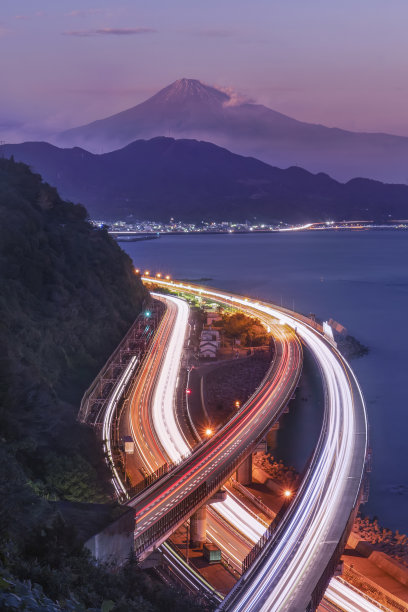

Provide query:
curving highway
left=142, top=278, right=368, bottom=612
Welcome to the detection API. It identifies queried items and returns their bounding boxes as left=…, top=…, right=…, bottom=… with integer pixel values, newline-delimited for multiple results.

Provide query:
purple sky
left=1, top=0, right=408, bottom=142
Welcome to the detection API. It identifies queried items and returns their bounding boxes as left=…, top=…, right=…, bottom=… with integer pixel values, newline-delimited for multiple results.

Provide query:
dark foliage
left=222, top=312, right=269, bottom=347
left=0, top=160, right=202, bottom=610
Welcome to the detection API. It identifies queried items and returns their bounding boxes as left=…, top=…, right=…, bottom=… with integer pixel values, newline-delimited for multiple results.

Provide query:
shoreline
left=111, top=226, right=408, bottom=239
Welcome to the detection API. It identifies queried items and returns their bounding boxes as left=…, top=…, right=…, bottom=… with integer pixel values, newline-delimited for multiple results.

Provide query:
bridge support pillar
left=189, top=489, right=227, bottom=548
left=236, top=454, right=252, bottom=485
left=190, top=506, right=207, bottom=548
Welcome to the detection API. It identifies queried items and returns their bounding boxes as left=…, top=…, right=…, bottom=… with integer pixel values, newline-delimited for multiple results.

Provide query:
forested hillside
left=0, top=159, right=197, bottom=610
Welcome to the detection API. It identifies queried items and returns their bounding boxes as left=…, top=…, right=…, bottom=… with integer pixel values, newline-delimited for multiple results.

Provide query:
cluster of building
left=92, top=218, right=408, bottom=235
left=92, top=218, right=282, bottom=234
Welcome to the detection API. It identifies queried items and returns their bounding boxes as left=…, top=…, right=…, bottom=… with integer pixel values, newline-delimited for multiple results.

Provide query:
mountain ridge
left=3, top=137, right=408, bottom=223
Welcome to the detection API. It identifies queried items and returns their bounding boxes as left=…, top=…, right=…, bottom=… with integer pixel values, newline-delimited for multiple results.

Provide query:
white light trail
left=102, top=354, right=139, bottom=497
left=150, top=293, right=191, bottom=461
left=143, top=280, right=372, bottom=612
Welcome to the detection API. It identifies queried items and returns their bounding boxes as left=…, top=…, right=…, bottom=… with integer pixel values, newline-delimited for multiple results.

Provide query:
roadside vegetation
left=215, top=312, right=269, bottom=347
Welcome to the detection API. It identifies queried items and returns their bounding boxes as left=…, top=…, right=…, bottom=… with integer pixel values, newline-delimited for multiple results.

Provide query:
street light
left=284, top=490, right=292, bottom=498
left=205, top=428, right=213, bottom=436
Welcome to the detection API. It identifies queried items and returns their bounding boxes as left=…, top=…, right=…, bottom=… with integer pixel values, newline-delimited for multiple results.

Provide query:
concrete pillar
left=190, top=506, right=207, bottom=548
left=236, top=454, right=252, bottom=485
left=266, top=422, right=280, bottom=449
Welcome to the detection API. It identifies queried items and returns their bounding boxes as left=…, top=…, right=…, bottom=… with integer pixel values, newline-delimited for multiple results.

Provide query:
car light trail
left=142, top=279, right=368, bottom=612
left=102, top=354, right=139, bottom=497
left=151, top=294, right=191, bottom=461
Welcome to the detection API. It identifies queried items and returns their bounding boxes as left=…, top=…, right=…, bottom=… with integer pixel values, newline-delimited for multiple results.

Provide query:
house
left=199, top=329, right=220, bottom=358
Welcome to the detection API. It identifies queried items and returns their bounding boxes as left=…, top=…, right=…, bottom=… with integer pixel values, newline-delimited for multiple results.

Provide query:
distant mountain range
left=2, top=138, right=408, bottom=223
left=56, top=78, right=408, bottom=184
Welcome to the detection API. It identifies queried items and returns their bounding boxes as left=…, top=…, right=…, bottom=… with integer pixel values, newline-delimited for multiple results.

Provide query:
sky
left=1, top=0, right=408, bottom=142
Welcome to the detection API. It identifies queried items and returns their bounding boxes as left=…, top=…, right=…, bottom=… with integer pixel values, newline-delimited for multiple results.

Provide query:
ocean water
left=122, top=231, right=408, bottom=533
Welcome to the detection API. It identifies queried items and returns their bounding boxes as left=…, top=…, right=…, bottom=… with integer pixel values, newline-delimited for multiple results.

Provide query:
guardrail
left=78, top=300, right=164, bottom=426
left=341, top=565, right=408, bottom=612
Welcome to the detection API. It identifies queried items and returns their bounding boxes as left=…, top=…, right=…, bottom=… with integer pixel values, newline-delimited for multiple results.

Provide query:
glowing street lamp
left=284, top=490, right=292, bottom=498
left=145, top=270, right=150, bottom=276
left=205, top=428, right=213, bottom=436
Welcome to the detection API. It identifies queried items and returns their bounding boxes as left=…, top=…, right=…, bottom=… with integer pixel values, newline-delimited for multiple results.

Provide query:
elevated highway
left=142, top=278, right=368, bottom=612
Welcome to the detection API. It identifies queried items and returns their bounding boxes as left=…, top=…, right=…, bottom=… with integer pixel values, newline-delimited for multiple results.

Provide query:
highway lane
left=143, top=279, right=368, bottom=612
left=120, top=296, right=183, bottom=481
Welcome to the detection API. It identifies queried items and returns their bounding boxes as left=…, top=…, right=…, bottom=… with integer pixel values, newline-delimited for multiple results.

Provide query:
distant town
left=92, top=218, right=408, bottom=239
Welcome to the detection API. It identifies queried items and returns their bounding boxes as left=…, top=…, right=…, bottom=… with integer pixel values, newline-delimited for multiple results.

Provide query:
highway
left=142, top=279, right=368, bottom=612
left=123, top=292, right=302, bottom=559
left=110, top=287, right=380, bottom=611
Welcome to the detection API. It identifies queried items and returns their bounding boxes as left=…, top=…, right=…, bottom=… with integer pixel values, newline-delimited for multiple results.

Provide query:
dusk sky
left=2, top=0, right=408, bottom=142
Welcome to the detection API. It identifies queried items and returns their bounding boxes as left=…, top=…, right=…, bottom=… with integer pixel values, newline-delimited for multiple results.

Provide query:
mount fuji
left=56, top=78, right=408, bottom=184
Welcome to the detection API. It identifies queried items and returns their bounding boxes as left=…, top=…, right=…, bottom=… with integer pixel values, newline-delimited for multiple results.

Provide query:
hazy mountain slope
left=56, top=78, right=408, bottom=183
left=3, top=138, right=408, bottom=223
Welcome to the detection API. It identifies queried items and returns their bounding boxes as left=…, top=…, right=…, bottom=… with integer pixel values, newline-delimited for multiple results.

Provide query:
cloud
left=63, top=27, right=156, bottom=37
left=65, top=9, right=106, bottom=17
left=217, top=86, right=254, bottom=107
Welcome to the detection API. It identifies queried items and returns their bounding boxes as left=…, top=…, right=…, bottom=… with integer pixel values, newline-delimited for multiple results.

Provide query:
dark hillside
left=3, top=138, right=408, bottom=222
left=0, top=160, right=198, bottom=610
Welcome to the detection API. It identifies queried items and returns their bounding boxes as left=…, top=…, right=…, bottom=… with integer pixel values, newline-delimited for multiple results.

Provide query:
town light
left=135, top=268, right=140, bottom=274
left=284, top=490, right=292, bottom=498
left=235, top=400, right=241, bottom=409
left=145, top=270, right=150, bottom=276
left=186, top=388, right=192, bottom=395
left=156, top=273, right=162, bottom=278
left=205, top=428, right=213, bottom=436
left=165, top=275, right=171, bottom=280
left=145, top=310, right=151, bottom=318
